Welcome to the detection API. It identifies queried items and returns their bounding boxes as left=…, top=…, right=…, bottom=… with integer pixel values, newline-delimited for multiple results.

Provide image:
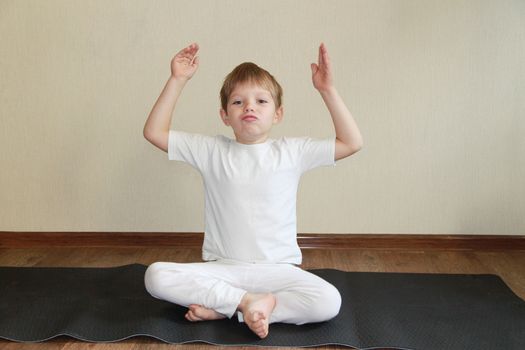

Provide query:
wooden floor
left=1, top=246, right=524, bottom=350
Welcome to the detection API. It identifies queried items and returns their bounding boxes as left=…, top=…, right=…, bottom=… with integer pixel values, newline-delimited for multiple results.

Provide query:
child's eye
left=258, top=99, right=268, bottom=104
left=232, top=100, right=242, bottom=105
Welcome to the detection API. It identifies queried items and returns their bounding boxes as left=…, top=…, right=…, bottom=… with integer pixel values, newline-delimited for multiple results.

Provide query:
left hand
left=311, top=43, right=334, bottom=92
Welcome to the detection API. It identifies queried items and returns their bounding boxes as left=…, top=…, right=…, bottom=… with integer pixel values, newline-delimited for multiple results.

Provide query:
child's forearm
left=143, top=76, right=188, bottom=150
left=144, top=43, right=200, bottom=150
left=311, top=43, right=362, bottom=160
left=319, top=86, right=363, bottom=154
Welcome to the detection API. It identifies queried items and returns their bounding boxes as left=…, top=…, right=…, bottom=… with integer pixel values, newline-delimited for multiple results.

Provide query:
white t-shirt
left=168, top=130, right=336, bottom=264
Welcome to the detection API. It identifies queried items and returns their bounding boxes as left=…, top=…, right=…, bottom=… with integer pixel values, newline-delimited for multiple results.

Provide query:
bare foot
left=185, top=304, right=226, bottom=322
left=238, top=293, right=276, bottom=339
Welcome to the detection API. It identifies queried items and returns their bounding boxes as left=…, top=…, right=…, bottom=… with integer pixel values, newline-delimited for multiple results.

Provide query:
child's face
left=220, top=82, right=283, bottom=144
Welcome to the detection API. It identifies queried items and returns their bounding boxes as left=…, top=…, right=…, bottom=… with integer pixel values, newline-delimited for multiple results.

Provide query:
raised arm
left=143, top=43, right=200, bottom=152
left=311, top=43, right=363, bottom=161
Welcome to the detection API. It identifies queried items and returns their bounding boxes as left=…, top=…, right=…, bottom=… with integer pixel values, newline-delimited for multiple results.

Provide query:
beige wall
left=1, top=0, right=524, bottom=234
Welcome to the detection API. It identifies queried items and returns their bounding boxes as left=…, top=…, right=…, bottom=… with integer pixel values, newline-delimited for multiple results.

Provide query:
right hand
left=170, top=43, right=200, bottom=81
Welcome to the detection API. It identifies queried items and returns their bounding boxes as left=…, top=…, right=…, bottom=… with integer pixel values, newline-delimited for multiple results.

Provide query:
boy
left=143, top=42, right=363, bottom=339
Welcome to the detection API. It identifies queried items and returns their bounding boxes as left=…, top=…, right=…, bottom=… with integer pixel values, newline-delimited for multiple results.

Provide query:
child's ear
left=273, top=106, right=284, bottom=124
left=220, top=108, right=230, bottom=126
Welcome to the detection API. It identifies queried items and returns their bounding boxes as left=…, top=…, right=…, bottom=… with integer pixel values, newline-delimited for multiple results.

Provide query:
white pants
left=144, top=260, right=341, bottom=325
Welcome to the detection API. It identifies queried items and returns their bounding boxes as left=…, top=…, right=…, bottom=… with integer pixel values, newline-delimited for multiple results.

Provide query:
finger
left=323, top=50, right=331, bottom=69
left=191, top=55, right=200, bottom=67
left=318, top=43, right=323, bottom=66
left=177, top=44, right=194, bottom=56
left=177, top=43, right=199, bottom=60
left=319, top=43, right=329, bottom=68
left=188, top=42, right=199, bottom=56
left=322, top=43, right=331, bottom=68
left=311, top=63, right=318, bottom=75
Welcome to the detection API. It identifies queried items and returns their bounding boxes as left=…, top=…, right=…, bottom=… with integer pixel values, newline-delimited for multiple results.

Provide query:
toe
left=185, top=310, right=201, bottom=322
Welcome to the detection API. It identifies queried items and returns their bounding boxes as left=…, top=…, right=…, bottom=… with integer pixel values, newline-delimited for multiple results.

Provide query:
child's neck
left=234, top=134, right=270, bottom=145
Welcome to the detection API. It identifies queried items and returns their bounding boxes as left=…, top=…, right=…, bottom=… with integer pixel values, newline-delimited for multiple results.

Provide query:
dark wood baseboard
left=1, top=232, right=524, bottom=251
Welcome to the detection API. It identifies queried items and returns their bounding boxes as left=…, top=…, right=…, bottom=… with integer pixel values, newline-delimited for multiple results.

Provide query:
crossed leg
left=185, top=292, right=276, bottom=338
left=145, top=261, right=340, bottom=339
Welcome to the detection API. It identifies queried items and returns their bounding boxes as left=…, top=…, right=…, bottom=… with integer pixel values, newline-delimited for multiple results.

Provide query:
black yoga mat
left=1, top=264, right=524, bottom=349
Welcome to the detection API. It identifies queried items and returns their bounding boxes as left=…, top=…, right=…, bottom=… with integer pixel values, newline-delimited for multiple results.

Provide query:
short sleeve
left=298, top=137, right=336, bottom=173
left=168, top=130, right=216, bottom=171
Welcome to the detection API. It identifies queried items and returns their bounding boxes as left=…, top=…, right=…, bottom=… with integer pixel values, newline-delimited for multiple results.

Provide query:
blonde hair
left=220, top=62, right=283, bottom=111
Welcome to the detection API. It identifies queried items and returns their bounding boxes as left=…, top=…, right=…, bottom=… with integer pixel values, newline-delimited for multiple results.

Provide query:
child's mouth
left=242, top=115, right=258, bottom=122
